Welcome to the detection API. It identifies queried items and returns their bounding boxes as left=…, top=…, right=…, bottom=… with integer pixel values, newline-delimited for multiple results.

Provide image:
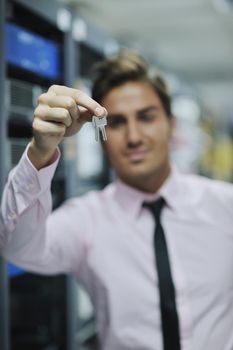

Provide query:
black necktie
left=143, top=198, right=181, bottom=350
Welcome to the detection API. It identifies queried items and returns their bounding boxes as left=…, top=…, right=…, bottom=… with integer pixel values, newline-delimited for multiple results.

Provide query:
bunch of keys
left=92, top=115, right=107, bottom=142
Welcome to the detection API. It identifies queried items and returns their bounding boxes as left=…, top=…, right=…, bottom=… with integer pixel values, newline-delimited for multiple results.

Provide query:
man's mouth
left=126, top=150, right=148, bottom=162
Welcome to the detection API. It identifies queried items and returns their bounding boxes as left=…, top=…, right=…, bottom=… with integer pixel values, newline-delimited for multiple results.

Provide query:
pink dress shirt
left=1, top=146, right=233, bottom=350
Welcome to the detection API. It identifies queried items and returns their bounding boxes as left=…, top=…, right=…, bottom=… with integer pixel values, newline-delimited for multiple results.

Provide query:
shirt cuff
left=12, top=144, right=61, bottom=196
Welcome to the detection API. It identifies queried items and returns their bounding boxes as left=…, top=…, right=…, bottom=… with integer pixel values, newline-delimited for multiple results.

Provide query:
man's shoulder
left=181, top=172, right=233, bottom=205
left=185, top=172, right=232, bottom=191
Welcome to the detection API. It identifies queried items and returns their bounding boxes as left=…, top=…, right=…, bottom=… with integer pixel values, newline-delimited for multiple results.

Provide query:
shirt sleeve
left=0, top=145, right=89, bottom=276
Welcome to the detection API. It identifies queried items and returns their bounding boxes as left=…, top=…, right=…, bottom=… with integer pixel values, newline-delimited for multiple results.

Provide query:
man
left=1, top=51, right=233, bottom=350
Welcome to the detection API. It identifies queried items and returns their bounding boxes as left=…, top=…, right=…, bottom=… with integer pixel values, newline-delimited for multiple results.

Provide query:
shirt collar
left=114, top=165, right=182, bottom=219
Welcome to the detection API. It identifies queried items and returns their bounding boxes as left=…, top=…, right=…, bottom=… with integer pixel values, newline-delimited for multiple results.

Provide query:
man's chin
left=128, top=159, right=145, bottom=165
left=120, top=167, right=155, bottom=182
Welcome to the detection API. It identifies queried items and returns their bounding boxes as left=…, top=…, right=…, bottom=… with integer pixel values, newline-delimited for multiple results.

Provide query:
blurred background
left=0, top=0, right=233, bottom=349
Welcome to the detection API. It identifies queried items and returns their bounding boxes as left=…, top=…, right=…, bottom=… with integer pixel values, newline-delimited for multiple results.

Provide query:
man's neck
left=119, top=164, right=171, bottom=194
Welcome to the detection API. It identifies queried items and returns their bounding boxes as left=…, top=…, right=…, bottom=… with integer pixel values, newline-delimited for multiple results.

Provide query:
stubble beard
left=118, top=158, right=171, bottom=193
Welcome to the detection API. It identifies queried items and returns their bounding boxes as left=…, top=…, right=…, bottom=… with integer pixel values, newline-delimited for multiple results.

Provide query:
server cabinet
left=5, top=2, right=68, bottom=349
left=0, top=0, right=10, bottom=349
left=2, top=1, right=117, bottom=349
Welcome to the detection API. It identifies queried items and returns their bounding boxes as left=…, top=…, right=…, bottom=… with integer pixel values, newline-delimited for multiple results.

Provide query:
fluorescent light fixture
left=72, top=18, right=88, bottom=42
left=57, top=8, right=72, bottom=32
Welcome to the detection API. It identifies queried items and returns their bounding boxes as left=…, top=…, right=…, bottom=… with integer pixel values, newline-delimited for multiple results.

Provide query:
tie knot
left=143, top=197, right=165, bottom=221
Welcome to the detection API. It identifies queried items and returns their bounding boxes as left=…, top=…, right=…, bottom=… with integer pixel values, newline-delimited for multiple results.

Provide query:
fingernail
left=95, top=107, right=104, bottom=116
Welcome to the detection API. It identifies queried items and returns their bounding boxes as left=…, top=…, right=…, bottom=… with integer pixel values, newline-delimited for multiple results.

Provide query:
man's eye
left=108, top=117, right=125, bottom=128
left=140, top=114, right=156, bottom=121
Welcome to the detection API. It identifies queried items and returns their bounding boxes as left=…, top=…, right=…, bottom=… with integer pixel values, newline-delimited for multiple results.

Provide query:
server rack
left=0, top=1, right=118, bottom=349
left=4, top=1, right=69, bottom=350
left=0, top=0, right=10, bottom=349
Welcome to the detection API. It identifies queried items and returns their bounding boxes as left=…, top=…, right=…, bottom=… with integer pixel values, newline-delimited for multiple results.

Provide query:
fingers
left=38, top=92, right=80, bottom=121
left=34, top=104, right=73, bottom=128
left=33, top=118, right=66, bottom=137
left=48, top=85, right=106, bottom=117
left=34, top=85, right=107, bottom=142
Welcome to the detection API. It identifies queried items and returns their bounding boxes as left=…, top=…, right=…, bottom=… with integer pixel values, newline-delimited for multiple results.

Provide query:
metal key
left=92, top=115, right=107, bottom=142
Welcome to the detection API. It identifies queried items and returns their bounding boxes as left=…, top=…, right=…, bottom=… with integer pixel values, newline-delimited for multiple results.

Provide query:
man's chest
left=78, top=207, right=233, bottom=348
left=84, top=210, right=233, bottom=306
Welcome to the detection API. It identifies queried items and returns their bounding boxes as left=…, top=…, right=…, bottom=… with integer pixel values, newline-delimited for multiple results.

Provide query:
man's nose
left=126, top=120, right=142, bottom=146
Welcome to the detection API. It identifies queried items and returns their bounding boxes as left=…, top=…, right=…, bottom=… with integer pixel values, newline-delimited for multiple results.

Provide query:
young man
left=1, top=51, right=233, bottom=350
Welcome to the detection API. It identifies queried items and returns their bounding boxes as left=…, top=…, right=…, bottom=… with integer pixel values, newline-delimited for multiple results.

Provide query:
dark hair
left=92, top=49, right=172, bottom=117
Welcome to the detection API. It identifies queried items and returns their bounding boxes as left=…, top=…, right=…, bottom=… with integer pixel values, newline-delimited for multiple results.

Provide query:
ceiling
left=63, top=0, right=233, bottom=119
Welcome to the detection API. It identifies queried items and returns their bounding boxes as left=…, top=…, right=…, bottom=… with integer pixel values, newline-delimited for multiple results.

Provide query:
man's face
left=101, top=81, right=175, bottom=191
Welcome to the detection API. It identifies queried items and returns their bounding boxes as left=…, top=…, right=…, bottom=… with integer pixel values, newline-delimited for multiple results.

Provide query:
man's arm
left=0, top=144, right=92, bottom=275
left=0, top=85, right=106, bottom=274
left=0, top=145, right=64, bottom=273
